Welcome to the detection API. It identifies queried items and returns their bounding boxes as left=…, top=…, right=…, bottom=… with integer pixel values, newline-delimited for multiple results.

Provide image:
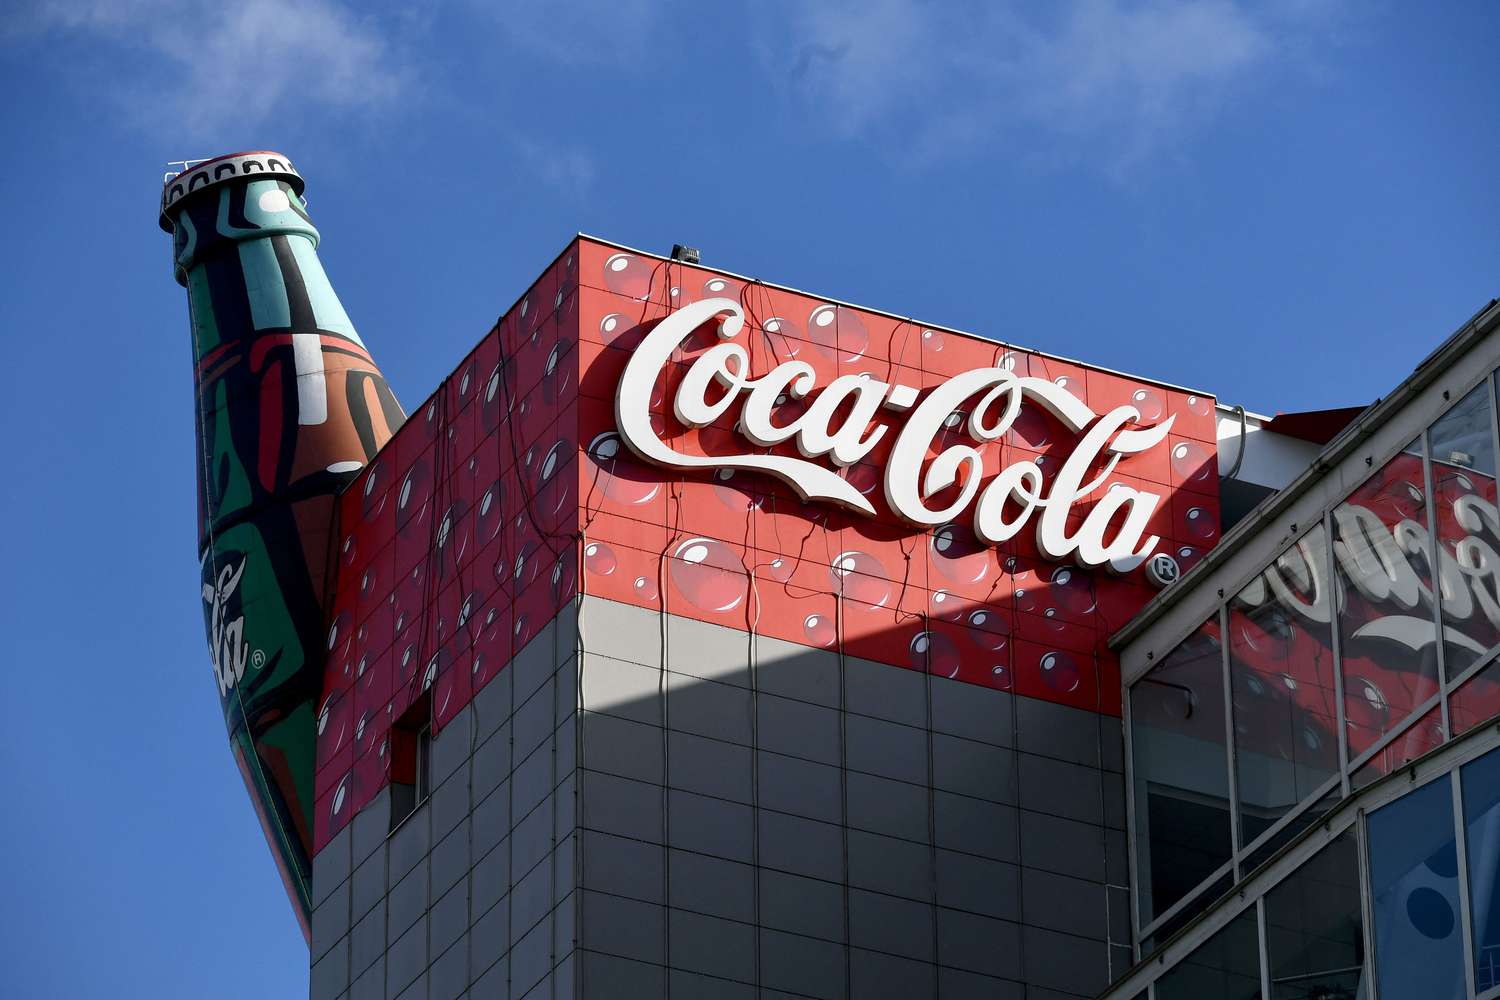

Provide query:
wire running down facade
left=159, top=153, right=1500, bottom=999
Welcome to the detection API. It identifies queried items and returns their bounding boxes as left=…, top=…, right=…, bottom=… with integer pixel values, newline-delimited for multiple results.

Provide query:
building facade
left=159, top=153, right=1500, bottom=999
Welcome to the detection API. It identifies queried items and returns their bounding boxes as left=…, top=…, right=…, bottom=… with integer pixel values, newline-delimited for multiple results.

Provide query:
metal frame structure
left=1112, top=299, right=1500, bottom=998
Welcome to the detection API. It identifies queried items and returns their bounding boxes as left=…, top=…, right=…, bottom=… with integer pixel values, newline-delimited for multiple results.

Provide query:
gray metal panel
left=580, top=829, right=664, bottom=902
left=848, top=889, right=935, bottom=962
left=577, top=950, right=665, bottom=997
left=928, top=676, right=1014, bottom=748
left=579, top=597, right=661, bottom=667
left=669, top=969, right=755, bottom=999
left=387, top=861, right=428, bottom=945
left=511, top=741, right=555, bottom=821
left=431, top=704, right=474, bottom=787
left=934, top=907, right=1022, bottom=981
left=514, top=677, right=556, bottom=762
left=934, top=849, right=1020, bottom=922
left=472, top=782, right=511, bottom=860
left=312, top=877, right=351, bottom=962
left=509, top=913, right=553, bottom=998
left=937, top=965, right=1025, bottom=1000
left=314, top=822, right=353, bottom=907
left=1015, top=695, right=1103, bottom=769
left=1017, top=752, right=1103, bottom=825
left=578, top=711, right=662, bottom=784
left=665, top=729, right=752, bottom=803
left=512, top=618, right=558, bottom=707
left=670, top=788, right=754, bottom=863
left=431, top=818, right=470, bottom=903
left=311, top=935, right=350, bottom=1000
left=1020, top=867, right=1108, bottom=941
left=469, top=893, right=508, bottom=982
left=350, top=897, right=387, bottom=980
left=388, top=803, right=431, bottom=888
left=509, top=791, right=555, bottom=876
left=847, top=830, right=930, bottom=901
left=473, top=663, right=512, bottom=742
left=758, top=809, right=842, bottom=880
left=848, top=947, right=937, bottom=1000
left=582, top=770, right=664, bottom=844
left=1021, top=925, right=1110, bottom=997
left=470, top=832, right=509, bottom=919
left=429, top=881, right=468, bottom=960
left=756, top=751, right=843, bottom=824
left=1018, top=810, right=1108, bottom=883
left=667, top=849, right=755, bottom=923
left=666, top=613, right=751, bottom=687
left=759, top=929, right=848, bottom=999
left=352, top=786, right=393, bottom=866
left=845, top=713, right=928, bottom=785
left=666, top=670, right=752, bottom=744
left=580, top=890, right=665, bottom=965
left=472, top=722, right=511, bottom=805
left=350, top=955, right=384, bottom=1000
left=756, top=691, right=842, bottom=766
left=844, top=655, right=928, bottom=728
left=579, top=653, right=662, bottom=726
left=754, top=632, right=842, bottom=709
left=510, top=856, right=553, bottom=946
left=759, top=868, right=845, bottom=941
left=931, top=733, right=1015, bottom=804
left=668, top=908, right=756, bottom=984
left=430, top=764, right=470, bottom=843
left=846, top=771, right=929, bottom=843
left=386, top=914, right=427, bottom=999
left=933, top=791, right=1019, bottom=862
left=428, top=933, right=467, bottom=1000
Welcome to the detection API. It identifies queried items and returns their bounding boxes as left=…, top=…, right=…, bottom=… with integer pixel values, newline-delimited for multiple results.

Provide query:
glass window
left=1430, top=383, right=1500, bottom=676
left=1264, top=831, right=1369, bottom=1000
left=1452, top=662, right=1500, bottom=739
left=1463, top=745, right=1500, bottom=993
left=1156, top=906, right=1262, bottom=1000
left=1332, top=438, right=1442, bottom=762
left=1368, top=775, right=1464, bottom=1000
left=1351, top=701, right=1444, bottom=790
left=1229, top=523, right=1340, bottom=848
left=1131, top=615, right=1231, bottom=928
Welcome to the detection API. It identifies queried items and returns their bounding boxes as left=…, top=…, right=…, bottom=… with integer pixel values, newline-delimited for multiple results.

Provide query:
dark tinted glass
left=1229, top=524, right=1339, bottom=848
left=1156, top=906, right=1262, bottom=1000
left=1368, top=775, right=1464, bottom=1000
left=1131, top=616, right=1230, bottom=927
left=1264, top=831, right=1368, bottom=1000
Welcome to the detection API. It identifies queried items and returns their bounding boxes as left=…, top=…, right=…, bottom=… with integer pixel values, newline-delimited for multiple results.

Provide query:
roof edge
left=1109, top=295, right=1500, bottom=650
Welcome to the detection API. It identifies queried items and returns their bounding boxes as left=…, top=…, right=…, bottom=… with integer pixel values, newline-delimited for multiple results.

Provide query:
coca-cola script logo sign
left=615, top=298, right=1179, bottom=573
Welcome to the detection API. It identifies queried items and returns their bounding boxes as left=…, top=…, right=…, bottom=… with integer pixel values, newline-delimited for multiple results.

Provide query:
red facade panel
left=313, top=237, right=1222, bottom=851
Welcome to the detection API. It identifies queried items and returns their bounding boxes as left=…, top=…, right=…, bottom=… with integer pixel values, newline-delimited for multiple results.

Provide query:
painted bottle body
left=162, top=152, right=403, bottom=930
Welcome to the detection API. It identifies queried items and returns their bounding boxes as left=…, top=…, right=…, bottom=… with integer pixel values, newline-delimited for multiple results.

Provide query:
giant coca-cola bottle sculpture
left=160, top=152, right=404, bottom=931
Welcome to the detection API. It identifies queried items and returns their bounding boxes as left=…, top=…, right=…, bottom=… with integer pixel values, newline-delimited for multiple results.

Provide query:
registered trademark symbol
left=1145, top=553, right=1180, bottom=589
left=251, top=649, right=266, bottom=669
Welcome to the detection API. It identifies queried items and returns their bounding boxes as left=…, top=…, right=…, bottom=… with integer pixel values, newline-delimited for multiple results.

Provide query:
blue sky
left=0, top=2, right=1496, bottom=996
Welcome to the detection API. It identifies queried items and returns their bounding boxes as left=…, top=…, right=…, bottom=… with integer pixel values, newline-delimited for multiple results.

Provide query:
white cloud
left=513, top=137, right=597, bottom=198
left=16, top=0, right=414, bottom=135
left=757, top=0, right=1331, bottom=173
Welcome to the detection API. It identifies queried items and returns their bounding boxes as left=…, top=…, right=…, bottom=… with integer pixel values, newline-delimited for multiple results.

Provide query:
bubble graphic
left=803, top=613, right=837, bottom=647
left=911, top=631, right=961, bottom=677
left=603, top=253, right=653, bottom=300
left=1171, top=441, right=1214, bottom=484
left=807, top=304, right=868, bottom=362
left=669, top=537, right=746, bottom=613
left=1131, top=388, right=1166, bottom=422
left=968, top=609, right=1009, bottom=654
left=584, top=541, right=618, bottom=576
left=831, top=550, right=893, bottom=608
left=1039, top=651, right=1082, bottom=694
left=931, top=523, right=991, bottom=586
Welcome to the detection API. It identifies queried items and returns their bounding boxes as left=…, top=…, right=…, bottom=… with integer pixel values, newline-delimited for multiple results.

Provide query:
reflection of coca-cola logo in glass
left=1345, top=676, right=1390, bottom=733
left=669, top=537, right=746, bottom=613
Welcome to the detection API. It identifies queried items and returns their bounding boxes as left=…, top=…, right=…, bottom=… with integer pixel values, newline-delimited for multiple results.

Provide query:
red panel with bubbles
left=312, top=238, right=1223, bottom=853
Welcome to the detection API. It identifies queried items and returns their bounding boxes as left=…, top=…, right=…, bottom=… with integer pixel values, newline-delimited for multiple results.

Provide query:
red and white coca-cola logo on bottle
left=614, top=297, right=1177, bottom=573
